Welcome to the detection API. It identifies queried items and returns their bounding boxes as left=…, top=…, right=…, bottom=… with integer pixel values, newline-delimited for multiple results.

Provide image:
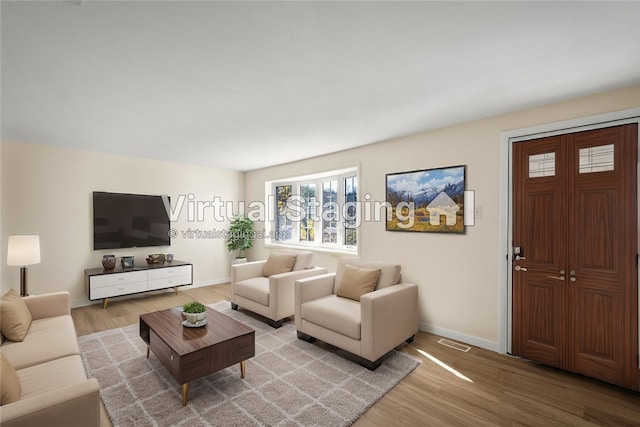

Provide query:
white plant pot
left=184, top=311, right=206, bottom=324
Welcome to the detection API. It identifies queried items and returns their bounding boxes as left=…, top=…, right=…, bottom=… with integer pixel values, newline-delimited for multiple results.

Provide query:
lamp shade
left=7, top=235, right=41, bottom=266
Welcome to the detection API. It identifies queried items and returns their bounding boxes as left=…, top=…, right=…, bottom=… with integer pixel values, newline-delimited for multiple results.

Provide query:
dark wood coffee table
left=139, top=306, right=255, bottom=405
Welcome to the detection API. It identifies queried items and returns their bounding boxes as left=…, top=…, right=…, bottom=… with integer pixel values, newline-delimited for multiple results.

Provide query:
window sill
left=265, top=242, right=358, bottom=256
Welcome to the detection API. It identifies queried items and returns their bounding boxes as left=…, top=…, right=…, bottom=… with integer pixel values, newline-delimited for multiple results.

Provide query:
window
left=267, top=167, right=358, bottom=252
left=299, top=184, right=316, bottom=242
left=322, top=180, right=338, bottom=243
left=275, top=185, right=293, bottom=241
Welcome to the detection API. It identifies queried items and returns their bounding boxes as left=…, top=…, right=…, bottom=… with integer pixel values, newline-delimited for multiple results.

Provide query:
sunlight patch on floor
left=416, top=348, right=474, bottom=383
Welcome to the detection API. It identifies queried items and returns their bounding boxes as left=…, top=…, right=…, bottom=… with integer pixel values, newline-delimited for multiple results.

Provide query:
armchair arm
left=0, top=378, right=100, bottom=427
left=360, top=283, right=419, bottom=362
left=269, top=267, right=327, bottom=321
left=231, top=260, right=267, bottom=284
left=294, top=273, right=336, bottom=330
left=22, top=292, right=70, bottom=320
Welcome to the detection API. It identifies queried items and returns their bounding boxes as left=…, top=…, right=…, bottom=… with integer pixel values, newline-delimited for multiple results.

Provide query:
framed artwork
left=385, top=165, right=466, bottom=233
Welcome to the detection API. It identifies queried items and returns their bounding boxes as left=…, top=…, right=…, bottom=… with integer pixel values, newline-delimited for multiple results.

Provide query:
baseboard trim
left=70, top=277, right=231, bottom=309
left=419, top=321, right=498, bottom=353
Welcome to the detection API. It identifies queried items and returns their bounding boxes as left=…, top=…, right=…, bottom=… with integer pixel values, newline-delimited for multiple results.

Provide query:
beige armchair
left=295, top=257, right=418, bottom=370
left=231, top=250, right=327, bottom=328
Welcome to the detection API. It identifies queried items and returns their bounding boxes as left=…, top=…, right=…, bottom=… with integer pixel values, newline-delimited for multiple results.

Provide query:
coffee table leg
left=240, top=361, right=246, bottom=378
left=146, top=345, right=150, bottom=358
left=182, top=383, right=189, bottom=406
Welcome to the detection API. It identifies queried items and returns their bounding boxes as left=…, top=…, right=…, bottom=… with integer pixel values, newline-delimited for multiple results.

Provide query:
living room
left=1, top=1, right=639, bottom=426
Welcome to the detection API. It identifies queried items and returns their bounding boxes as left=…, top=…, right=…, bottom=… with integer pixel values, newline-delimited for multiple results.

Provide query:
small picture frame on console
left=121, top=256, right=134, bottom=268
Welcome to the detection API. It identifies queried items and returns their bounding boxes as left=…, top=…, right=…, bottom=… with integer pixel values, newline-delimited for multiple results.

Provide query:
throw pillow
left=0, top=289, right=32, bottom=342
left=336, top=265, right=381, bottom=301
left=263, top=252, right=297, bottom=277
left=0, top=352, right=21, bottom=405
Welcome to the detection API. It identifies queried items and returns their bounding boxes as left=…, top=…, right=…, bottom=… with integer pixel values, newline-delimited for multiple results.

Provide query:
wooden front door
left=512, top=124, right=639, bottom=390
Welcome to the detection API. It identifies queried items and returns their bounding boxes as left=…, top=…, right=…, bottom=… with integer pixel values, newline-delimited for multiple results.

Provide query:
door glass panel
left=579, top=144, right=614, bottom=173
left=529, top=152, right=556, bottom=178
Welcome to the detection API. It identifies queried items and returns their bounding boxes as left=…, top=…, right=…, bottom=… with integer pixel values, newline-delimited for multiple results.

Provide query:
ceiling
left=2, top=1, right=639, bottom=172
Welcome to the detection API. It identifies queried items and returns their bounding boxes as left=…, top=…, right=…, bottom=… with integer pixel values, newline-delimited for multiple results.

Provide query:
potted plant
left=182, top=301, right=206, bottom=325
left=226, top=215, right=254, bottom=263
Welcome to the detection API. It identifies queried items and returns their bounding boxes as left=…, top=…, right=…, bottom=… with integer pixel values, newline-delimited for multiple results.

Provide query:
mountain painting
left=386, top=165, right=466, bottom=233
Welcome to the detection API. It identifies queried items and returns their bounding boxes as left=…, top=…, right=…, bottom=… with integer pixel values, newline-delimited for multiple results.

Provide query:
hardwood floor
left=71, top=284, right=640, bottom=426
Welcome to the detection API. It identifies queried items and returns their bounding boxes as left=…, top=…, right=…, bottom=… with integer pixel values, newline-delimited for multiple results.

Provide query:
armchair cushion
left=336, top=265, right=381, bottom=301
left=234, top=277, right=269, bottom=306
left=301, top=295, right=362, bottom=340
left=263, top=252, right=297, bottom=277
left=0, top=289, right=32, bottom=342
left=1, top=352, right=21, bottom=405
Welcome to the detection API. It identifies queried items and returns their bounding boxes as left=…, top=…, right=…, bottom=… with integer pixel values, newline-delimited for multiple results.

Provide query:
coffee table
left=139, top=306, right=255, bottom=405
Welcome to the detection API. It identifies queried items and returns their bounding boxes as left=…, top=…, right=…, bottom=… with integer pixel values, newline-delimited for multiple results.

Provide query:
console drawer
left=91, top=280, right=148, bottom=299
left=148, top=274, right=192, bottom=291
left=148, top=265, right=192, bottom=280
left=90, top=270, right=148, bottom=288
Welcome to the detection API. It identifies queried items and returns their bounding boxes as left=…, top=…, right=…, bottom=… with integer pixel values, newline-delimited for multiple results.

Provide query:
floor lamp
left=7, top=235, right=41, bottom=297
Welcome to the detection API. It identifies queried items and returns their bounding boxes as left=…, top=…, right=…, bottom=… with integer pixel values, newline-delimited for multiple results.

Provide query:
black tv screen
left=93, top=192, right=171, bottom=250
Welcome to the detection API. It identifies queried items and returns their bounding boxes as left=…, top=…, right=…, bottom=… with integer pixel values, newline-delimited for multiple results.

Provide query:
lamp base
left=20, top=266, right=29, bottom=297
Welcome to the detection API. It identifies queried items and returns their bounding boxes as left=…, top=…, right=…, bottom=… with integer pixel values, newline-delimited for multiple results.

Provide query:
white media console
left=85, top=261, right=193, bottom=308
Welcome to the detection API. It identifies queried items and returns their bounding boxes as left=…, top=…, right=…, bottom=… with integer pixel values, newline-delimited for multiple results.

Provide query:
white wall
left=245, top=84, right=640, bottom=351
left=1, top=141, right=244, bottom=307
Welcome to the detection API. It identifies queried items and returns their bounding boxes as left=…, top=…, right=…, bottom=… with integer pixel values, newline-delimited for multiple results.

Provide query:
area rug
left=78, top=301, right=420, bottom=426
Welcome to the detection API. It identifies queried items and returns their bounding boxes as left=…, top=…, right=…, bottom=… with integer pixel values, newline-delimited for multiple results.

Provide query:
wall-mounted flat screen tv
left=93, top=191, right=171, bottom=250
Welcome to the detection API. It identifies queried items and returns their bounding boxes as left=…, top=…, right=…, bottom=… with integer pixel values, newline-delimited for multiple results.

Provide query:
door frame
left=498, top=107, right=640, bottom=356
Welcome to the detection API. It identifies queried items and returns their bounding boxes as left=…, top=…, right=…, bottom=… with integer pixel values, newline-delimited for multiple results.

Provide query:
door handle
left=515, top=265, right=528, bottom=272
left=547, top=275, right=565, bottom=281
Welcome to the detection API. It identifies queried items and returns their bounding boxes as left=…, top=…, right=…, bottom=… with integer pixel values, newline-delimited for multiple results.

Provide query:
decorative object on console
left=7, top=235, right=41, bottom=297
left=182, top=301, right=206, bottom=325
left=101, top=254, right=116, bottom=270
left=226, top=215, right=254, bottom=262
left=147, top=253, right=166, bottom=264
left=386, top=165, right=466, bottom=233
left=165, top=253, right=174, bottom=262
left=121, top=256, right=134, bottom=268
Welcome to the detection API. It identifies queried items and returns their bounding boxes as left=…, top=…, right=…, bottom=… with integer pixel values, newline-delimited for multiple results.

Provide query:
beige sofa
left=231, top=250, right=327, bottom=328
left=0, top=291, right=100, bottom=427
left=295, top=257, right=419, bottom=370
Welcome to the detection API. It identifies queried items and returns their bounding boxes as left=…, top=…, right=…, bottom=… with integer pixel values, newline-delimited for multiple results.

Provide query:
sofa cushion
left=301, top=295, right=361, bottom=340
left=234, top=277, right=269, bottom=306
left=0, top=352, right=21, bottom=405
left=17, top=355, right=87, bottom=400
left=0, top=289, right=32, bottom=342
left=263, top=252, right=297, bottom=277
left=336, top=265, right=381, bottom=301
left=334, top=258, right=401, bottom=292
left=0, top=315, right=80, bottom=370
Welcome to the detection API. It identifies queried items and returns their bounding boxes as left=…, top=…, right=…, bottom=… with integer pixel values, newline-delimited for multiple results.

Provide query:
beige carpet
left=79, top=301, right=420, bottom=426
